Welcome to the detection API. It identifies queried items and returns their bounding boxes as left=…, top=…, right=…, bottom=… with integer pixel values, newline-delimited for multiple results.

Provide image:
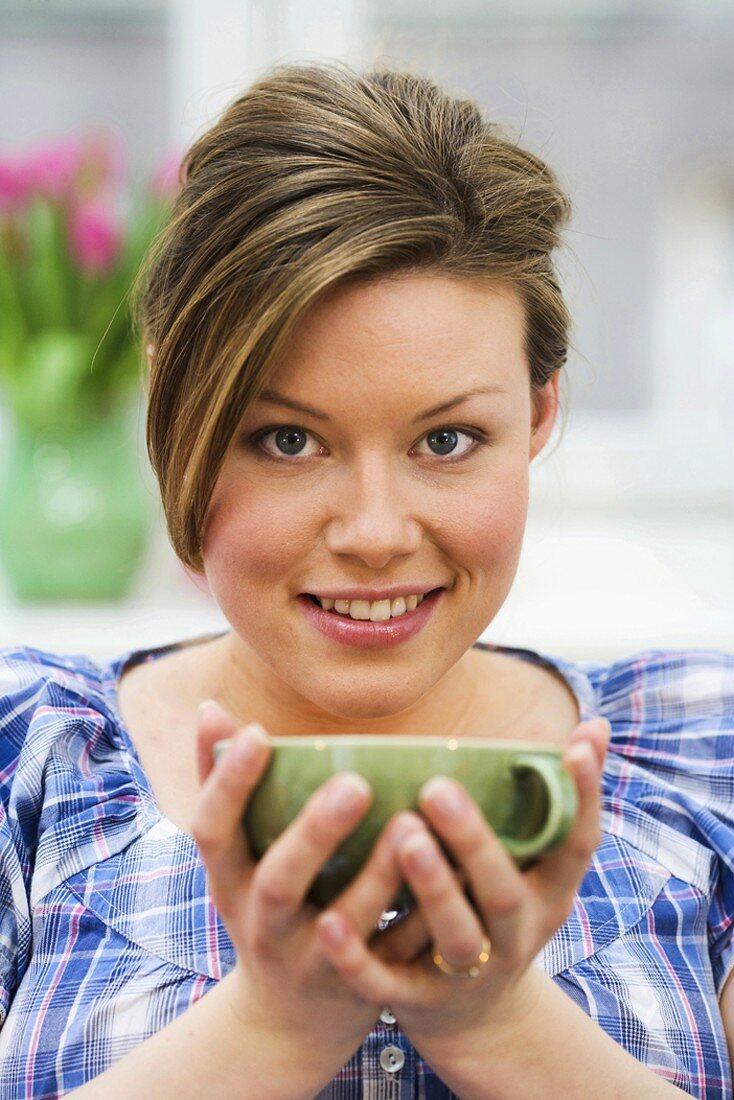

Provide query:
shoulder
left=0, top=645, right=115, bottom=795
left=0, top=643, right=110, bottom=713
left=583, top=647, right=734, bottom=736
left=0, top=643, right=108, bottom=697
left=583, top=647, right=734, bottom=825
left=589, top=646, right=734, bottom=712
left=0, top=645, right=149, bottom=907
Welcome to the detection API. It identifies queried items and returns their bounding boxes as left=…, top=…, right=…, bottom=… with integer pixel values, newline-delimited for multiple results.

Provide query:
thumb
left=565, top=716, right=611, bottom=772
left=195, top=699, right=260, bottom=784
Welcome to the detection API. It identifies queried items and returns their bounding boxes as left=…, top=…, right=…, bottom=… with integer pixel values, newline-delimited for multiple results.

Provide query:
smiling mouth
left=304, top=589, right=443, bottom=622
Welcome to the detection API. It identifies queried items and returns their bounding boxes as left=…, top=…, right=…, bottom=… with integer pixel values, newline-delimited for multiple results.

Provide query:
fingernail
left=421, top=776, right=468, bottom=819
left=198, top=698, right=224, bottom=715
left=324, top=773, right=370, bottom=817
left=402, top=833, right=439, bottom=872
left=318, top=911, right=349, bottom=947
left=565, top=740, right=595, bottom=776
left=598, top=717, right=612, bottom=738
left=391, top=813, right=425, bottom=848
left=242, top=722, right=268, bottom=741
left=234, top=724, right=268, bottom=761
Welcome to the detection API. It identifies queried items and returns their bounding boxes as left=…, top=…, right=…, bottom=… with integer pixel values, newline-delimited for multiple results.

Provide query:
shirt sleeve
left=0, top=648, right=49, bottom=1025
left=595, top=647, right=734, bottom=996
left=707, top=654, right=734, bottom=995
left=680, top=651, right=734, bottom=997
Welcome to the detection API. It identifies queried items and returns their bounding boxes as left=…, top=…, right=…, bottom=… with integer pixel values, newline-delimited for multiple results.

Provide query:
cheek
left=438, top=471, right=529, bottom=564
left=202, top=480, right=315, bottom=583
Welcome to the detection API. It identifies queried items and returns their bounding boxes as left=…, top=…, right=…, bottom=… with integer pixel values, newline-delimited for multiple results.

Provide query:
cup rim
left=240, top=735, right=564, bottom=753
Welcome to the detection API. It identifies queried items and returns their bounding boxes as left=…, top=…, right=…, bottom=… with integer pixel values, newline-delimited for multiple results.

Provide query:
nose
left=324, top=454, right=422, bottom=569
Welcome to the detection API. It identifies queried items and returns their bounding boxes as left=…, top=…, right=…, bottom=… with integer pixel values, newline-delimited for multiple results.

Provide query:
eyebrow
left=255, top=385, right=508, bottom=424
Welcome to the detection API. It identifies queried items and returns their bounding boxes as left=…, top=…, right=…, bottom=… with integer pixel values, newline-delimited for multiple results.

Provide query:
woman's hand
left=190, top=702, right=430, bottom=1075
left=313, top=717, right=610, bottom=1063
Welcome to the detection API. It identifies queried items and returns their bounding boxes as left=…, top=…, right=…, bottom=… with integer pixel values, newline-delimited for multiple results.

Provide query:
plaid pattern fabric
left=0, top=637, right=732, bottom=1098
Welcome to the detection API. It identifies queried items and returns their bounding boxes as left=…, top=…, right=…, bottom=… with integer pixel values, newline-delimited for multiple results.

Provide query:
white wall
left=1, top=0, right=732, bottom=661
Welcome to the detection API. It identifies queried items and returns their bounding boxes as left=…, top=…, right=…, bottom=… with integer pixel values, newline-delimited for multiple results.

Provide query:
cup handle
left=502, top=754, right=577, bottom=864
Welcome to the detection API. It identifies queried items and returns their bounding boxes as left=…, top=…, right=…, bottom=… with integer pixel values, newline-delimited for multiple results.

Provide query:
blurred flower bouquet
left=0, top=132, right=180, bottom=600
left=0, top=131, right=176, bottom=429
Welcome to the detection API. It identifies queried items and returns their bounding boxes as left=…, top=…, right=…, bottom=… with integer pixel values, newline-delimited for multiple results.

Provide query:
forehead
left=270, top=273, right=529, bottom=398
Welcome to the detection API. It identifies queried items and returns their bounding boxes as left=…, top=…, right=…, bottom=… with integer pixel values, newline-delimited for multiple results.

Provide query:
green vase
left=0, top=406, right=152, bottom=600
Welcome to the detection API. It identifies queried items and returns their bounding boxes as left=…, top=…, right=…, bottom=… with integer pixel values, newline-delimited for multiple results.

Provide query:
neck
left=206, top=631, right=492, bottom=740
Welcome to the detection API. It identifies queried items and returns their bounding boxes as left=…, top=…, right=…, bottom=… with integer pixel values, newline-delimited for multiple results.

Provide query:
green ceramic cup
left=213, top=735, right=578, bottom=909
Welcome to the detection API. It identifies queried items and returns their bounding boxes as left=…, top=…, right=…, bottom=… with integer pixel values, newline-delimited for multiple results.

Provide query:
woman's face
left=201, top=273, right=558, bottom=722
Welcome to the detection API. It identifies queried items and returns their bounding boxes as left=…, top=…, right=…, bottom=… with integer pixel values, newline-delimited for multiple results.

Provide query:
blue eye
left=273, top=427, right=308, bottom=455
left=250, top=422, right=488, bottom=462
left=426, top=429, right=459, bottom=455
left=413, top=420, right=481, bottom=455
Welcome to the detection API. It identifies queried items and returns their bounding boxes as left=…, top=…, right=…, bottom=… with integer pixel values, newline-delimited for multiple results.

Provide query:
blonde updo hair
left=131, top=61, right=572, bottom=574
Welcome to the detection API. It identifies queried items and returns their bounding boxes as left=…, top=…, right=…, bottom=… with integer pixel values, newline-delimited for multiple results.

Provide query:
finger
left=392, top=825, right=488, bottom=968
left=196, top=700, right=244, bottom=784
left=372, top=904, right=432, bottom=966
left=333, top=811, right=470, bottom=954
left=417, top=777, right=528, bottom=956
left=248, top=772, right=372, bottom=937
left=528, top=734, right=604, bottom=903
left=566, top=716, right=611, bottom=770
left=190, top=722, right=270, bottom=907
left=316, top=909, right=435, bottom=1008
left=370, top=832, right=472, bottom=966
left=332, top=812, right=427, bottom=942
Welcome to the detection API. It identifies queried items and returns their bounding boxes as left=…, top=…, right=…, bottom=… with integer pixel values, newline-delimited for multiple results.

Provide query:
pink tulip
left=22, top=135, right=85, bottom=202
left=76, top=129, right=126, bottom=199
left=0, top=156, right=27, bottom=214
left=69, top=199, right=123, bottom=273
left=2, top=131, right=126, bottom=214
left=150, top=148, right=184, bottom=201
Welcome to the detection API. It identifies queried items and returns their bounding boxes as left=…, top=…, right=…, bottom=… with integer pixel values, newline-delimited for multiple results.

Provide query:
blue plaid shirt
left=1, top=636, right=733, bottom=1098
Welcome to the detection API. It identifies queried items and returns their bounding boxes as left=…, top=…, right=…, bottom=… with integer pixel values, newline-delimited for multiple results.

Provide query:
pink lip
left=297, top=589, right=443, bottom=648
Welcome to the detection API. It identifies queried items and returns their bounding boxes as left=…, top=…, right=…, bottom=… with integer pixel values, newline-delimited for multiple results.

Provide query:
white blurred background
left=1, top=0, right=732, bottom=662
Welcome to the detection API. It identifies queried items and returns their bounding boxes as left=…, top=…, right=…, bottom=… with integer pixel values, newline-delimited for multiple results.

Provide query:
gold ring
left=432, top=935, right=492, bottom=978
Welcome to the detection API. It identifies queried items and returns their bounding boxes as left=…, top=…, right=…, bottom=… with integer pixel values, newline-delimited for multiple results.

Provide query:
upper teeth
left=317, top=594, right=426, bottom=621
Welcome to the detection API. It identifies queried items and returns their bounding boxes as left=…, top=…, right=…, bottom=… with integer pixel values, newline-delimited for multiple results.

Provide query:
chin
left=310, top=681, right=427, bottom=724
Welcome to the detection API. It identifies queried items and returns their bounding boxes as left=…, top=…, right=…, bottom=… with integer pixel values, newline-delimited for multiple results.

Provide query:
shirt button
left=380, top=1045, right=405, bottom=1074
left=380, top=1006, right=396, bottom=1025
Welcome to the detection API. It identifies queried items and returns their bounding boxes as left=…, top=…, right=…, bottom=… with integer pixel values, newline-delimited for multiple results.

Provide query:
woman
left=0, top=62, right=732, bottom=1099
